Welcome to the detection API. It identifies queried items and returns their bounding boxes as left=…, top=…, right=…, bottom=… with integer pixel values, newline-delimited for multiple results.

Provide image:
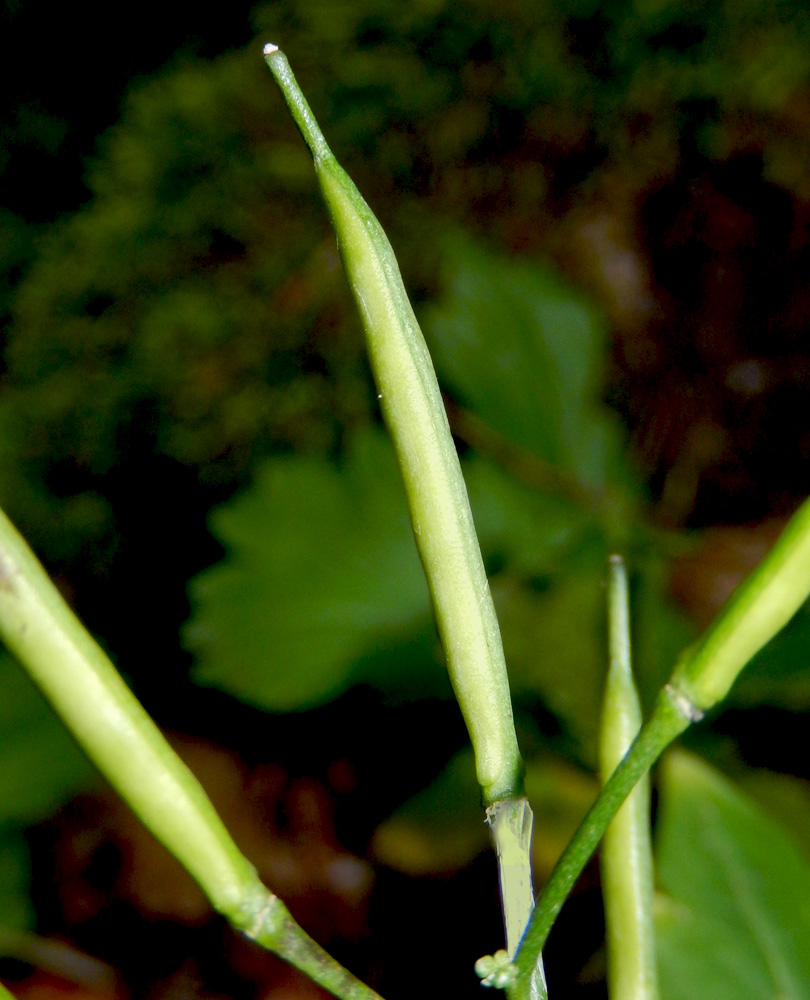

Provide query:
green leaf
left=185, top=429, right=439, bottom=710
left=370, top=749, right=487, bottom=875
left=495, top=566, right=608, bottom=763
left=0, top=834, right=33, bottom=932
left=371, top=747, right=595, bottom=880
left=0, top=652, right=96, bottom=929
left=464, top=454, right=595, bottom=579
left=738, top=769, right=810, bottom=861
left=424, top=236, right=629, bottom=490
left=0, top=653, right=95, bottom=828
left=655, top=751, right=810, bottom=1000
left=727, top=601, right=810, bottom=710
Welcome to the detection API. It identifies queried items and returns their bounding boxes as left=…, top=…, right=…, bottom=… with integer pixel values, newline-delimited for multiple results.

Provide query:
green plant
left=2, top=37, right=810, bottom=1000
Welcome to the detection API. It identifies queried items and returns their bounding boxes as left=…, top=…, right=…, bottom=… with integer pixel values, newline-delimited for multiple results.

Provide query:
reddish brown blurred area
left=15, top=737, right=372, bottom=1000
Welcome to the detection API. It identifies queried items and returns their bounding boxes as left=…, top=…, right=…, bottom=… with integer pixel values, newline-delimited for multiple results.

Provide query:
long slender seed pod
left=0, top=507, right=263, bottom=925
left=670, top=493, right=810, bottom=710
left=264, top=44, right=522, bottom=807
left=0, top=507, right=383, bottom=1000
left=600, top=557, right=659, bottom=1000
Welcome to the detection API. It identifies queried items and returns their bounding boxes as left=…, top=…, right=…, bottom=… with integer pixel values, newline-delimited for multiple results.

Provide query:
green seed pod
left=671, top=494, right=810, bottom=712
left=0, top=506, right=267, bottom=926
left=600, top=556, right=659, bottom=1000
left=264, top=45, right=522, bottom=805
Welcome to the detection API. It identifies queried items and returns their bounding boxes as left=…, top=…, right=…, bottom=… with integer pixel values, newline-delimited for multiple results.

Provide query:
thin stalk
left=0, top=506, right=382, bottom=1000
left=248, top=900, right=385, bottom=1000
left=0, top=926, right=115, bottom=990
left=599, top=557, right=659, bottom=1000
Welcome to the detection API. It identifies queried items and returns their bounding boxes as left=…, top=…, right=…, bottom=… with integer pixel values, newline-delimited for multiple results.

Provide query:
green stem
left=599, top=557, right=659, bottom=1000
left=510, top=686, right=691, bottom=1000
left=248, top=900, right=384, bottom=1000
left=0, top=506, right=382, bottom=1000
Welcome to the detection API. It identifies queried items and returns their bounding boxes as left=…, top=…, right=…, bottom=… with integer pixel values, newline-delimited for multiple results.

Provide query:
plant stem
left=0, top=926, right=115, bottom=990
left=248, top=899, right=384, bottom=1000
left=0, top=506, right=382, bottom=1000
left=599, top=557, right=659, bottom=1000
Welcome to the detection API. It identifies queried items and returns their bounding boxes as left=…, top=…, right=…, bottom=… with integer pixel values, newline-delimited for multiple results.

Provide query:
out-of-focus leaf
left=494, top=566, right=609, bottom=764
left=185, top=429, right=439, bottom=710
left=0, top=833, right=33, bottom=931
left=629, top=554, right=697, bottom=711
left=370, top=750, right=485, bottom=875
left=655, top=751, right=810, bottom=1000
left=0, top=653, right=95, bottom=827
left=0, top=652, right=96, bottom=929
left=738, top=769, right=810, bottom=862
left=424, top=236, right=632, bottom=492
left=726, top=601, right=810, bottom=710
left=464, top=454, right=596, bottom=579
left=371, top=747, right=595, bottom=880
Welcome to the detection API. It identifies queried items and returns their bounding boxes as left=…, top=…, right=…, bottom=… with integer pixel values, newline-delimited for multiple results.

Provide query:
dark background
left=3, top=1, right=810, bottom=998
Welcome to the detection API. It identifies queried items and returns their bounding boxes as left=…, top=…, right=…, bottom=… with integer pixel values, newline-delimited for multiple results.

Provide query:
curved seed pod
left=0, top=507, right=267, bottom=924
left=0, top=506, right=384, bottom=1000
left=264, top=44, right=522, bottom=805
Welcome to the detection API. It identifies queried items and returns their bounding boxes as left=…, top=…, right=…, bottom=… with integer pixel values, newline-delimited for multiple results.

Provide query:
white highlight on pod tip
left=263, top=42, right=279, bottom=55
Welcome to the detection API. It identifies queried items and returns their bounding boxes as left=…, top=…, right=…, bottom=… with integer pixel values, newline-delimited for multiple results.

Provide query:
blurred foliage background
left=4, top=0, right=810, bottom=998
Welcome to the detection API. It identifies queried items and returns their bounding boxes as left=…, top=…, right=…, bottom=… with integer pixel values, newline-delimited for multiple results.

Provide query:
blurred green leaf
left=495, top=567, right=608, bottom=763
left=655, top=751, right=810, bottom=1000
left=0, top=652, right=95, bottom=928
left=739, top=769, right=810, bottom=861
left=0, top=834, right=33, bottom=931
left=185, top=429, right=439, bottom=710
left=727, top=602, right=810, bottom=710
left=424, top=236, right=630, bottom=491
left=464, top=453, right=596, bottom=579
left=0, top=653, right=94, bottom=826
left=371, top=749, right=486, bottom=875
left=372, top=746, right=596, bottom=880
